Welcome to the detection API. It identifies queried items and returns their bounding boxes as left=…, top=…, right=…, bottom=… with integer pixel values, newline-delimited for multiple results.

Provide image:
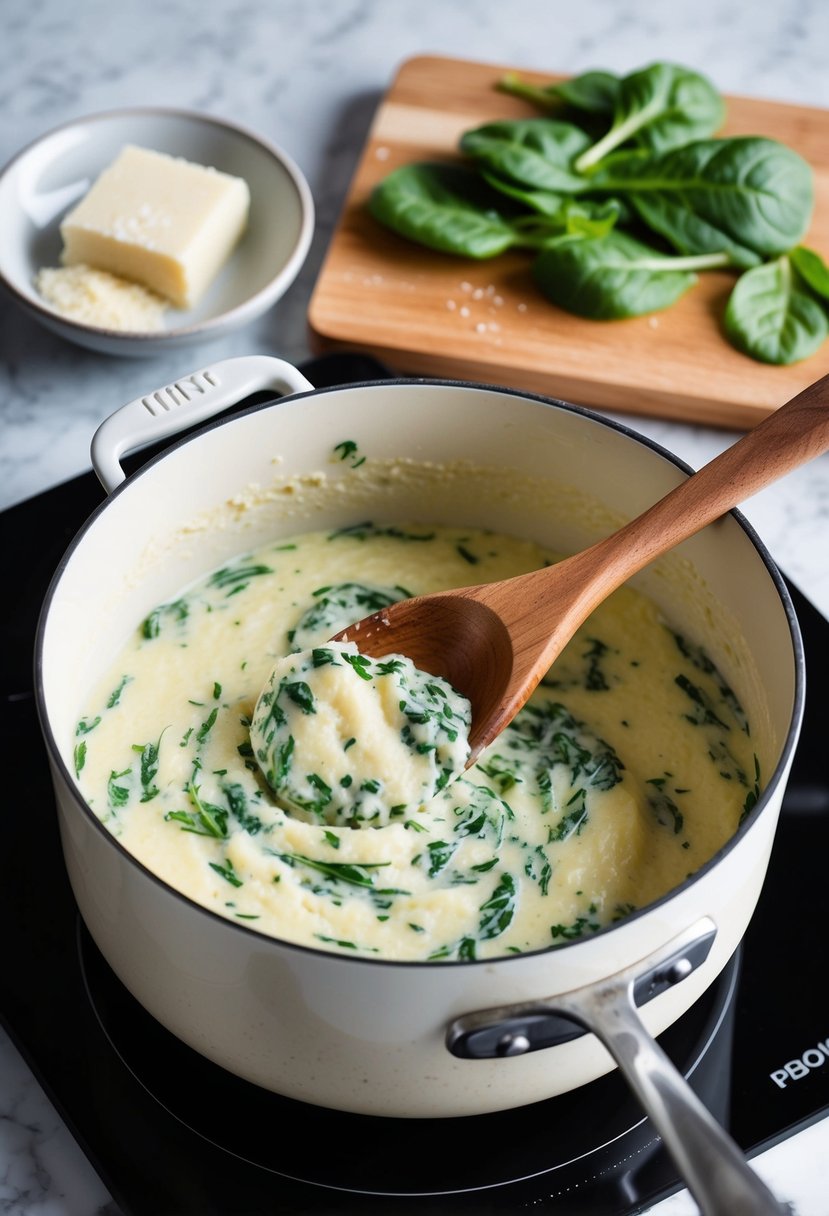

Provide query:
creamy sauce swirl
left=73, top=522, right=759, bottom=961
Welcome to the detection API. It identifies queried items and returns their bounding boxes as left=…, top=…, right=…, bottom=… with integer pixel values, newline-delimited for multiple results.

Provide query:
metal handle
left=563, top=970, right=787, bottom=1215
left=90, top=354, right=315, bottom=494
left=447, top=919, right=788, bottom=1216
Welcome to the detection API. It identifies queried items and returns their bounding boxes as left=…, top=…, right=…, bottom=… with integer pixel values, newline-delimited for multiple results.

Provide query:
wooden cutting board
left=307, top=54, right=829, bottom=429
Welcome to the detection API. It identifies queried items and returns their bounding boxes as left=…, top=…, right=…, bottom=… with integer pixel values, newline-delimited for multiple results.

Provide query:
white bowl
left=0, top=107, right=315, bottom=356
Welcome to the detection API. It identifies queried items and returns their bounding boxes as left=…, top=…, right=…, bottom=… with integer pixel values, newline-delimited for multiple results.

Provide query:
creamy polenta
left=73, top=521, right=759, bottom=961
left=251, top=641, right=472, bottom=828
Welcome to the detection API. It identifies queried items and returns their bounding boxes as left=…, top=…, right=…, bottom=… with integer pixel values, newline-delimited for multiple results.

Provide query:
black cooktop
left=3, top=353, right=828, bottom=1216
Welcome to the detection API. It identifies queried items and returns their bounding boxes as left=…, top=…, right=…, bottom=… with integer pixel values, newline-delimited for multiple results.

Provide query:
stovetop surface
left=3, top=353, right=829, bottom=1216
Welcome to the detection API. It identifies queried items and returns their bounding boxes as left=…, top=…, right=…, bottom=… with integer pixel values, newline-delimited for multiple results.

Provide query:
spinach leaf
left=479, top=171, right=566, bottom=218
left=498, top=69, right=620, bottom=118
left=550, top=70, right=621, bottom=116
left=532, top=230, right=716, bottom=319
left=132, top=734, right=163, bottom=802
left=288, top=581, right=409, bottom=651
left=790, top=246, right=829, bottom=302
left=141, top=598, right=188, bottom=640
left=208, top=564, right=273, bottom=598
left=366, top=57, right=827, bottom=370
left=481, top=172, right=623, bottom=237
left=419, top=839, right=457, bottom=878
left=165, top=782, right=229, bottom=838
left=553, top=199, right=624, bottom=240
left=627, top=192, right=761, bottom=268
left=576, top=62, right=724, bottom=170
left=273, top=851, right=393, bottom=890
left=222, top=781, right=263, bottom=836
left=478, top=872, right=517, bottom=940
left=460, top=119, right=592, bottom=194
left=368, top=162, right=522, bottom=258
left=724, top=256, right=829, bottom=365
left=588, top=138, right=814, bottom=258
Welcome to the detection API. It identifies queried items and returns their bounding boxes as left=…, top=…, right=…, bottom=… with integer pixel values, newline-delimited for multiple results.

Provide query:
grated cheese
left=34, top=263, right=168, bottom=332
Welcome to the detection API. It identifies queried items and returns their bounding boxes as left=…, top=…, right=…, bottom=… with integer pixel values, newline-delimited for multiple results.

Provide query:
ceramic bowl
left=0, top=107, right=314, bottom=356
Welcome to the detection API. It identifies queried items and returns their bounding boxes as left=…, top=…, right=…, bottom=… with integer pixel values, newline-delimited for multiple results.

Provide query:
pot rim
left=33, top=374, right=806, bottom=971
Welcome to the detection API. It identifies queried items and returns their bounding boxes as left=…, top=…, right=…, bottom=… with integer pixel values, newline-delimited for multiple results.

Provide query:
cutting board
left=307, top=55, right=829, bottom=428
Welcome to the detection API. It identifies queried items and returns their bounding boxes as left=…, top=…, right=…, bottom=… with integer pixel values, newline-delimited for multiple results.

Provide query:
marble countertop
left=2, top=1, right=828, bottom=1213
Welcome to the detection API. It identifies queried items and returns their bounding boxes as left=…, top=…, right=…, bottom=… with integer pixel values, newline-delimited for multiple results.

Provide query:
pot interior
left=40, top=380, right=799, bottom=822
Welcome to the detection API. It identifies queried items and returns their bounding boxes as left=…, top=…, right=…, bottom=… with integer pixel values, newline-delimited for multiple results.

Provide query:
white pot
left=35, top=356, right=802, bottom=1210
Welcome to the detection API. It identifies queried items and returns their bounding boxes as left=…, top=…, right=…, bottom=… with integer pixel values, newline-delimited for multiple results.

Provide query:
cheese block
left=60, top=145, right=250, bottom=308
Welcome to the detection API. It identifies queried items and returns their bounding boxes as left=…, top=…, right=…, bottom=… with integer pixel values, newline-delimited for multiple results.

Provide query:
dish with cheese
left=72, top=520, right=759, bottom=962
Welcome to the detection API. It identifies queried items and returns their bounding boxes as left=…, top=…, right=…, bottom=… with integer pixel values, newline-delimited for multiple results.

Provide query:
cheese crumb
left=34, top=264, right=168, bottom=332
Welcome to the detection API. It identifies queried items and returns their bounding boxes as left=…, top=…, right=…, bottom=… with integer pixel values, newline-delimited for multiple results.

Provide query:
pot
left=36, top=356, right=802, bottom=1212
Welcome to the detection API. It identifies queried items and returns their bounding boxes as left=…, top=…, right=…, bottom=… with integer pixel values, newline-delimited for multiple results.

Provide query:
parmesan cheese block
left=59, top=145, right=250, bottom=308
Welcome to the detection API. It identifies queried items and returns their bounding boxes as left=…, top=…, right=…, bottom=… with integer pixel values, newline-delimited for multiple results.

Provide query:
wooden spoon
left=335, top=372, right=829, bottom=765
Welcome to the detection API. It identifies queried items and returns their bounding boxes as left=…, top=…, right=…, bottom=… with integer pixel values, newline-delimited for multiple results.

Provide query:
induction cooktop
left=3, top=353, right=828, bottom=1216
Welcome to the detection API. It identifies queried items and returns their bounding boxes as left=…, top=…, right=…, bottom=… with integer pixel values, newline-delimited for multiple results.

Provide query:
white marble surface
left=2, top=1, right=829, bottom=1213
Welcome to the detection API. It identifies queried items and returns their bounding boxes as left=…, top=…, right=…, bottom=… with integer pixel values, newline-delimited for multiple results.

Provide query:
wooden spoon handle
left=578, top=370, right=829, bottom=592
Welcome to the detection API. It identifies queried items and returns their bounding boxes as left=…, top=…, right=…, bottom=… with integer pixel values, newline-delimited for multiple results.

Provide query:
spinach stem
left=496, top=73, right=556, bottom=110
left=633, top=251, right=733, bottom=272
left=576, top=97, right=664, bottom=172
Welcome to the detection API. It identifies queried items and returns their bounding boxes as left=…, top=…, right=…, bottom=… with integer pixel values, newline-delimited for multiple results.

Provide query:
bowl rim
left=0, top=104, right=315, bottom=342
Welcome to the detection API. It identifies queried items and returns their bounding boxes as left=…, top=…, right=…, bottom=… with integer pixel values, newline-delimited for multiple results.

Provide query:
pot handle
left=447, top=919, right=788, bottom=1216
left=90, top=355, right=315, bottom=494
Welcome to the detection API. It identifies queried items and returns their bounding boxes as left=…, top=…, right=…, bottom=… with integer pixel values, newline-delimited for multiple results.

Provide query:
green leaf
left=327, top=521, right=434, bottom=544
left=106, top=675, right=132, bottom=707
left=209, top=564, right=273, bottom=590
left=558, top=199, right=625, bottom=240
left=478, top=872, right=516, bottom=940
left=179, top=782, right=230, bottom=838
left=368, top=162, right=522, bottom=258
left=628, top=192, right=760, bottom=268
left=524, top=845, right=553, bottom=895
left=283, top=680, right=316, bottom=715
left=223, top=781, right=263, bottom=836
left=725, top=256, right=829, bottom=365
left=141, top=598, right=188, bottom=640
left=497, top=69, right=620, bottom=118
left=132, top=734, right=163, bottom=802
left=496, top=72, right=562, bottom=111
left=289, top=580, right=409, bottom=652
left=460, top=119, right=593, bottom=194
left=420, top=839, right=457, bottom=878
left=480, top=171, right=569, bottom=217
left=532, top=230, right=705, bottom=319
left=547, top=798, right=589, bottom=842
left=274, top=851, right=391, bottom=889
left=76, top=715, right=101, bottom=736
left=588, top=137, right=814, bottom=259
left=790, top=246, right=829, bottom=302
left=552, top=70, right=621, bottom=116
left=196, top=706, right=219, bottom=744
left=577, top=62, right=724, bottom=169
left=341, top=651, right=373, bottom=681
left=209, top=858, right=243, bottom=888
left=482, top=171, right=624, bottom=237
left=107, top=768, right=131, bottom=809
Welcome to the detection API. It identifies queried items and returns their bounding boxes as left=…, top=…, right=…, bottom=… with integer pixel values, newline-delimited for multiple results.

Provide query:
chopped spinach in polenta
left=74, top=523, right=758, bottom=960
